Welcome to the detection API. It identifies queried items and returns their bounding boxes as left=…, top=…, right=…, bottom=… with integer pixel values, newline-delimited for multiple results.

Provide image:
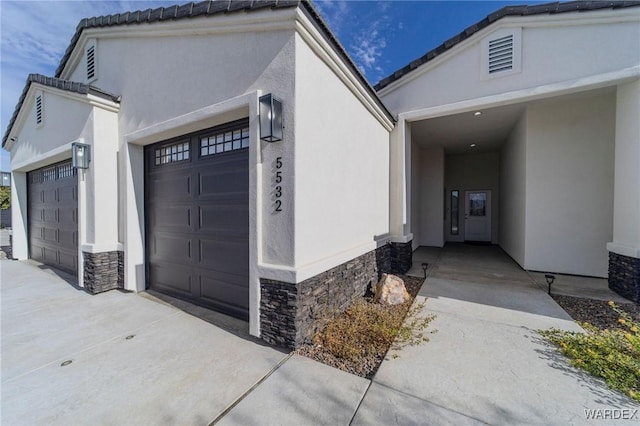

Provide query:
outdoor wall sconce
left=72, top=142, right=91, bottom=169
left=422, top=263, right=429, bottom=278
left=259, top=93, right=283, bottom=142
left=545, top=274, right=555, bottom=295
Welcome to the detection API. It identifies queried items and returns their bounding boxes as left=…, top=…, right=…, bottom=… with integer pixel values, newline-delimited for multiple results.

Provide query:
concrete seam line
left=348, top=380, right=373, bottom=425
left=208, top=352, right=294, bottom=425
left=369, top=381, right=492, bottom=425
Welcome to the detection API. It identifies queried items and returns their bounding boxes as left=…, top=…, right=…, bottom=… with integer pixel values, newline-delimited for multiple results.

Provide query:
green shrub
left=0, top=186, right=9, bottom=210
left=540, top=301, right=640, bottom=402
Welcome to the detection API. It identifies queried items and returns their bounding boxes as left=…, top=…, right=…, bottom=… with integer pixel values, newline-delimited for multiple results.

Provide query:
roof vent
left=482, top=28, right=521, bottom=80
left=86, top=43, right=96, bottom=81
left=35, top=94, right=43, bottom=126
left=488, top=34, right=513, bottom=74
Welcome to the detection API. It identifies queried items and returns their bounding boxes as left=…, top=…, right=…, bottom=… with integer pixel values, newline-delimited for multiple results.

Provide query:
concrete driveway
left=0, top=259, right=290, bottom=425
left=2, top=245, right=639, bottom=425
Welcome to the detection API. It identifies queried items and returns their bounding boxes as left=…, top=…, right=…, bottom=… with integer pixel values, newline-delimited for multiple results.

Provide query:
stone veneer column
left=390, top=241, right=413, bottom=274
left=608, top=252, right=640, bottom=303
left=83, top=251, right=124, bottom=294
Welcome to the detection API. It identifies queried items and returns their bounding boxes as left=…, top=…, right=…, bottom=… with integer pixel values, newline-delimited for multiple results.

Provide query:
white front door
left=464, top=190, right=491, bottom=242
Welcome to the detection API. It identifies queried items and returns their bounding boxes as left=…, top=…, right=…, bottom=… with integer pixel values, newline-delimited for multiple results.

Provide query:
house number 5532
left=274, top=156, right=283, bottom=213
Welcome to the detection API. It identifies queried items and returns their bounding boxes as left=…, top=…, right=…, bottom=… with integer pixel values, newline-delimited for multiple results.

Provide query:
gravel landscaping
left=551, top=294, right=640, bottom=330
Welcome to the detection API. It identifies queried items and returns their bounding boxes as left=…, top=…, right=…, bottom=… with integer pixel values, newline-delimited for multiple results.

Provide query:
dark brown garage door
left=28, top=161, right=78, bottom=274
left=145, top=119, right=250, bottom=320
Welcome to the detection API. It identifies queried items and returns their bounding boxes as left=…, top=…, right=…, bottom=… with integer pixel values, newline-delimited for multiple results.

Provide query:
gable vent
left=86, top=44, right=96, bottom=81
left=488, top=35, right=513, bottom=74
left=35, top=94, right=43, bottom=125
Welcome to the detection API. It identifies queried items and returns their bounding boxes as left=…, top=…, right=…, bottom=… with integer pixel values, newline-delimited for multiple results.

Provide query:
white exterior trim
left=12, top=142, right=74, bottom=172
left=607, top=243, right=640, bottom=259
left=258, top=236, right=391, bottom=283
left=401, top=66, right=640, bottom=123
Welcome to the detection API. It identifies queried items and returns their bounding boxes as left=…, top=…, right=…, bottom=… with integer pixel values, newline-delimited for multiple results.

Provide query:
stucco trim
left=607, top=243, right=640, bottom=259
left=12, top=142, right=76, bottom=172
left=258, top=235, right=392, bottom=284
left=400, top=66, right=640, bottom=123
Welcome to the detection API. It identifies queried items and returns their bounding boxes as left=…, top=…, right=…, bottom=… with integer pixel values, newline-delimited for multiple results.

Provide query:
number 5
left=276, top=157, right=283, bottom=169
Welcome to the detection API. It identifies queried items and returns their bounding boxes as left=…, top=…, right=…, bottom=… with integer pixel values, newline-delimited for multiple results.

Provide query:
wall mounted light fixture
left=72, top=142, right=91, bottom=169
left=259, top=93, right=283, bottom=142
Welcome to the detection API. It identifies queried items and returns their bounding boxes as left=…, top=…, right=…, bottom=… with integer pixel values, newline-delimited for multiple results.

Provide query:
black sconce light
left=72, top=142, right=91, bottom=169
left=259, top=93, right=283, bottom=142
left=422, top=263, right=428, bottom=278
left=544, top=274, right=555, bottom=295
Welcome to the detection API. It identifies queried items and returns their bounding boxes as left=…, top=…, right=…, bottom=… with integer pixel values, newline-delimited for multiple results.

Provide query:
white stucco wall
left=380, top=10, right=640, bottom=115
left=609, top=78, right=640, bottom=258
left=445, top=152, right=500, bottom=244
left=293, top=32, right=390, bottom=273
left=415, top=147, right=444, bottom=247
left=499, top=114, right=527, bottom=266
left=10, top=91, right=93, bottom=168
left=77, top=20, right=300, bottom=298
left=525, top=91, right=615, bottom=277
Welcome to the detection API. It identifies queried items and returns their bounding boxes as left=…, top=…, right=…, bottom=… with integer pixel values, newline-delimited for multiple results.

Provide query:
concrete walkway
left=2, top=246, right=639, bottom=425
left=354, top=244, right=639, bottom=425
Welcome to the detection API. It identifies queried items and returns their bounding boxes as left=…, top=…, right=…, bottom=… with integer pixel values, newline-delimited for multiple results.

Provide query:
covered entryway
left=145, top=119, right=250, bottom=320
left=27, top=160, right=78, bottom=274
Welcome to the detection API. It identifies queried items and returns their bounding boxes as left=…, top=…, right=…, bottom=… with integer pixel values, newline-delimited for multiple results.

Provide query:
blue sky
left=0, top=0, right=537, bottom=170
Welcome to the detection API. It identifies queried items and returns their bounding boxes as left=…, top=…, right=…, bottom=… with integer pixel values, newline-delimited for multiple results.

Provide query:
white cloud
left=0, top=0, right=172, bottom=166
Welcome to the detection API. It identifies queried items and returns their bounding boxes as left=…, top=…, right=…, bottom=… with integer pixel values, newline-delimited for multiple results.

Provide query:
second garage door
left=28, top=161, right=78, bottom=274
left=145, top=119, right=250, bottom=320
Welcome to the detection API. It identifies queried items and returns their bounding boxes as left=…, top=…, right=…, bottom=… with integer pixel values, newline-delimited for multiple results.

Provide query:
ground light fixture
left=545, top=274, right=555, bottom=295
left=474, top=111, right=482, bottom=116
left=470, top=143, right=477, bottom=148
left=72, top=142, right=91, bottom=169
left=259, top=93, right=283, bottom=142
left=422, top=263, right=429, bottom=278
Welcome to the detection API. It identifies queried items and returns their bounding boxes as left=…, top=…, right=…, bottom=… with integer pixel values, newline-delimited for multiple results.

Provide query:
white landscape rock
left=374, top=273, right=410, bottom=305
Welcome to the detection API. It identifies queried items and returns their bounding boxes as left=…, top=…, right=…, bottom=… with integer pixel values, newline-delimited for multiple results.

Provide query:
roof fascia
left=58, top=7, right=298, bottom=80
left=294, top=7, right=394, bottom=130
left=378, top=7, right=640, bottom=96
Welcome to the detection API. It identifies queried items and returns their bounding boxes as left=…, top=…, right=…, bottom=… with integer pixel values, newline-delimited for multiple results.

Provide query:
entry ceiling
left=411, top=103, right=525, bottom=154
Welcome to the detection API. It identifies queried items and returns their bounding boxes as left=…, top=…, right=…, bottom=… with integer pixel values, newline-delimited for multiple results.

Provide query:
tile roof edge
left=374, top=0, right=640, bottom=91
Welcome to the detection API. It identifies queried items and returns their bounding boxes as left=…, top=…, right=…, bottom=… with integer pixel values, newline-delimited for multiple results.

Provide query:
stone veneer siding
left=260, top=241, right=412, bottom=349
left=608, top=251, right=640, bottom=303
left=390, top=241, right=413, bottom=274
left=83, top=251, right=124, bottom=294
